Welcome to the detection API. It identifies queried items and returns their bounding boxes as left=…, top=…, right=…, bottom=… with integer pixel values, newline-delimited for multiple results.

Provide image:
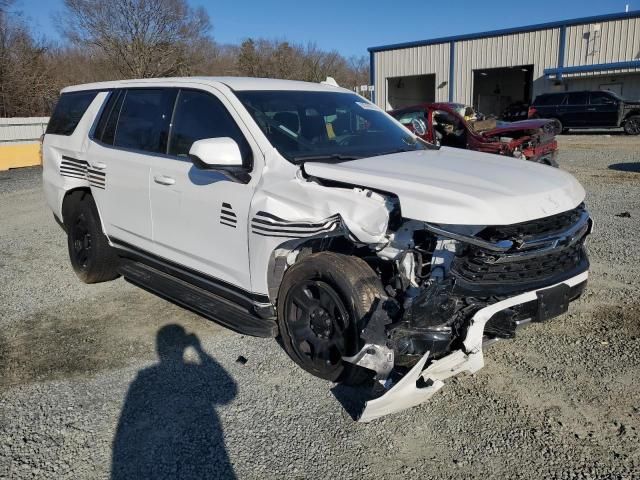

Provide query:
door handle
left=153, top=175, right=175, bottom=186
left=90, top=162, right=106, bottom=170
left=586, top=108, right=596, bottom=111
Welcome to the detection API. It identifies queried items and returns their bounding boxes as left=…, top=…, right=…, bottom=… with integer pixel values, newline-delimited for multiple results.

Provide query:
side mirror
left=411, top=117, right=427, bottom=136
left=188, top=137, right=243, bottom=169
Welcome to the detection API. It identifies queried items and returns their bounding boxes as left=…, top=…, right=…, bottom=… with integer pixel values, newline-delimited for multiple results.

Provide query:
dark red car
left=389, top=102, right=559, bottom=166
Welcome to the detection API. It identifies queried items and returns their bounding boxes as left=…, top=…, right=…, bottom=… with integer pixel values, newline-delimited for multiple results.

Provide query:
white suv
left=43, top=77, right=591, bottom=421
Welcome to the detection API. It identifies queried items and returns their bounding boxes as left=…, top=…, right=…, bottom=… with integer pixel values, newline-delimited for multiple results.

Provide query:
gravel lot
left=1, top=135, right=639, bottom=479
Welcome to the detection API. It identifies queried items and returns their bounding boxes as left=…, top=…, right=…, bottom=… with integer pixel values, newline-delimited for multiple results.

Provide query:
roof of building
left=62, top=77, right=347, bottom=94
left=369, top=10, right=640, bottom=53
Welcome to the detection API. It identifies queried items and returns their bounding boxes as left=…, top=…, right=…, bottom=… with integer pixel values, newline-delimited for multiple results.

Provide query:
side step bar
left=118, top=260, right=278, bottom=338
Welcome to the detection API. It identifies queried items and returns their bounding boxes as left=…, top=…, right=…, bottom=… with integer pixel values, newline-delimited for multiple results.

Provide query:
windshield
left=235, top=90, right=428, bottom=163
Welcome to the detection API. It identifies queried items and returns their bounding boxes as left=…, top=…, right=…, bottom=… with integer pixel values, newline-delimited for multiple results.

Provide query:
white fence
left=0, top=117, right=50, bottom=143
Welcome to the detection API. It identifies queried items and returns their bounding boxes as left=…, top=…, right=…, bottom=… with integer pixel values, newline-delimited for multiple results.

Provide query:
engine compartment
left=357, top=202, right=592, bottom=373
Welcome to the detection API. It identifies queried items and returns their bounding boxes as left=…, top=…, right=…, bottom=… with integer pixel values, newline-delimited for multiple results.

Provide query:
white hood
left=304, top=147, right=585, bottom=226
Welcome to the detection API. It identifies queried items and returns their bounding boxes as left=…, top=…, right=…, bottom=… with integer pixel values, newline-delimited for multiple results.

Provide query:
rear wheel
left=623, top=115, right=640, bottom=135
left=65, top=192, right=120, bottom=283
left=277, top=252, right=384, bottom=385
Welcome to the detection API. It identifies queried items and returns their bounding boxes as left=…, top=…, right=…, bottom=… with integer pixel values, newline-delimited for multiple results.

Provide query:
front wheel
left=277, top=252, right=384, bottom=385
left=623, top=115, right=640, bottom=135
left=550, top=118, right=564, bottom=135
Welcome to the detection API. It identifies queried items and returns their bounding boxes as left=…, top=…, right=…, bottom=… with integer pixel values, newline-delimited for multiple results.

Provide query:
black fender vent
left=250, top=211, right=341, bottom=238
left=87, top=167, right=105, bottom=189
left=59, top=156, right=106, bottom=190
left=220, top=202, right=237, bottom=228
left=59, top=156, right=88, bottom=180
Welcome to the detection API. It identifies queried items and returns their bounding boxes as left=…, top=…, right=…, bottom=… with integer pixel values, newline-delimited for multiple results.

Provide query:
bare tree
left=0, top=0, right=58, bottom=116
left=59, top=0, right=212, bottom=78
left=235, top=38, right=369, bottom=91
left=1, top=0, right=370, bottom=117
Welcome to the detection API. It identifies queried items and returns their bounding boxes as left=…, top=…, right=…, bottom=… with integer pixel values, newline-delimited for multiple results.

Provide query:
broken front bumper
left=357, top=270, right=589, bottom=422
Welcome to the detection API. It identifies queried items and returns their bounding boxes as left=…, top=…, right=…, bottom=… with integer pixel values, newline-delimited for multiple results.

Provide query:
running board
left=118, top=260, right=277, bottom=338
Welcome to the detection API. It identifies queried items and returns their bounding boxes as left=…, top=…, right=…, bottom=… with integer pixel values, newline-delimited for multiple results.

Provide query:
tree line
left=0, top=0, right=369, bottom=117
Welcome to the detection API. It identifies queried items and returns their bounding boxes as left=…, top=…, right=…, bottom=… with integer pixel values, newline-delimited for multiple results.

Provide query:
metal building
left=369, top=11, right=640, bottom=116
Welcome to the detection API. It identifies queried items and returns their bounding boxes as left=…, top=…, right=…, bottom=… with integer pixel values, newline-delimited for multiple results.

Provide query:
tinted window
left=94, top=90, right=121, bottom=142
left=590, top=92, right=616, bottom=105
left=114, top=89, right=176, bottom=153
left=101, top=91, right=125, bottom=145
left=168, top=90, right=252, bottom=164
left=567, top=92, right=588, bottom=105
left=46, top=91, right=98, bottom=135
left=534, top=94, right=565, bottom=106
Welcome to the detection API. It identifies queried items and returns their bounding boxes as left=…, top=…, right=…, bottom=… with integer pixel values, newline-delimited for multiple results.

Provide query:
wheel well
left=266, top=235, right=372, bottom=303
left=624, top=110, right=640, bottom=121
left=61, top=187, right=92, bottom=226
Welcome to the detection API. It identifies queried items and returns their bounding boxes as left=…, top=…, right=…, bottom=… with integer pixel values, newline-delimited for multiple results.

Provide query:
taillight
left=528, top=106, right=537, bottom=118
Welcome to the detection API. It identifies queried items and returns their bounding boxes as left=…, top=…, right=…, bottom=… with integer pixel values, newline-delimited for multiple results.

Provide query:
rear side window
left=168, top=90, right=252, bottom=164
left=101, top=91, right=125, bottom=145
left=93, top=90, right=121, bottom=142
left=590, top=92, right=616, bottom=105
left=46, top=91, right=98, bottom=135
left=534, top=94, right=565, bottom=106
left=114, top=89, right=177, bottom=153
left=567, top=92, right=588, bottom=105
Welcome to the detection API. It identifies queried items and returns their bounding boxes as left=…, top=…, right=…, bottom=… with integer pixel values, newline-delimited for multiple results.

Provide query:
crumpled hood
left=304, top=147, right=585, bottom=226
left=482, top=119, right=551, bottom=136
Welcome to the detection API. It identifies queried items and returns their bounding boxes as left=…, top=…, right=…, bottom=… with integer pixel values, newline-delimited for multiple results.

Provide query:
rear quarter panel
left=42, top=92, right=109, bottom=221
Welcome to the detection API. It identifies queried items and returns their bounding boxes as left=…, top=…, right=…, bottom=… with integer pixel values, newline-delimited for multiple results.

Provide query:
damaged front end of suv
left=342, top=201, right=591, bottom=421
left=239, top=87, right=592, bottom=421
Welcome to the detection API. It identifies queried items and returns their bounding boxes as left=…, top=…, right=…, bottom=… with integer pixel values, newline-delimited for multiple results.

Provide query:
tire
left=277, top=252, right=385, bottom=385
left=623, top=115, right=640, bottom=135
left=550, top=118, right=564, bottom=135
left=539, top=157, right=559, bottom=168
left=64, top=191, right=120, bottom=283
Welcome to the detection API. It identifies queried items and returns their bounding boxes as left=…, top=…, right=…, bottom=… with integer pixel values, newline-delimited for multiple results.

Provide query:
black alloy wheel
left=624, top=116, right=640, bottom=135
left=64, top=191, right=120, bottom=283
left=284, top=280, right=350, bottom=378
left=71, top=213, right=93, bottom=269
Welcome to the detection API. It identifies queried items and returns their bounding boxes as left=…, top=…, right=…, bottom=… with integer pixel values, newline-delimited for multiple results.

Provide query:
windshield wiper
left=291, top=153, right=363, bottom=163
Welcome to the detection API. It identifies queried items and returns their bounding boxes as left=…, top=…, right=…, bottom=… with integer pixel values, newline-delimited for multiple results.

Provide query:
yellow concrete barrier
left=0, top=142, right=41, bottom=171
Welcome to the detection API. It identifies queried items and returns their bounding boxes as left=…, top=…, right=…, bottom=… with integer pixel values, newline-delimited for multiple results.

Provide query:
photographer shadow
left=111, top=324, right=237, bottom=479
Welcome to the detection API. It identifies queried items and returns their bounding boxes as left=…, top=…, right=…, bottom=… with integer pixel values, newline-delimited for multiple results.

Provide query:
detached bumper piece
left=354, top=271, right=588, bottom=422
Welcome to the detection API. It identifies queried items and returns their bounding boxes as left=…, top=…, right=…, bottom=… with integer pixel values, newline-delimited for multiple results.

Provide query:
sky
left=14, top=0, right=638, bottom=57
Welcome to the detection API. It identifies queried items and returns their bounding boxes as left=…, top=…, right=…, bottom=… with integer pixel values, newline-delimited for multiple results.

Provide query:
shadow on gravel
left=609, top=162, right=640, bottom=173
left=331, top=383, right=374, bottom=421
left=111, top=324, right=237, bottom=479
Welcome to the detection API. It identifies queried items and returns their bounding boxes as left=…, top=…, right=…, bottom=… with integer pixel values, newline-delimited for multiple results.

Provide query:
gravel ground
left=1, top=136, right=639, bottom=479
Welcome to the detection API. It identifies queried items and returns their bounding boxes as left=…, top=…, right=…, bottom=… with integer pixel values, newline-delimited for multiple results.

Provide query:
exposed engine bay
left=331, top=200, right=591, bottom=420
left=263, top=151, right=591, bottom=421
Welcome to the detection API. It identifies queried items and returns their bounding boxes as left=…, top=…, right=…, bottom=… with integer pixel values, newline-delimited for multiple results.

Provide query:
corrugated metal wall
left=0, top=117, right=49, bottom=143
left=565, top=73, right=640, bottom=100
left=453, top=28, right=560, bottom=103
left=374, top=43, right=450, bottom=109
left=564, top=17, right=640, bottom=67
left=372, top=14, right=640, bottom=109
